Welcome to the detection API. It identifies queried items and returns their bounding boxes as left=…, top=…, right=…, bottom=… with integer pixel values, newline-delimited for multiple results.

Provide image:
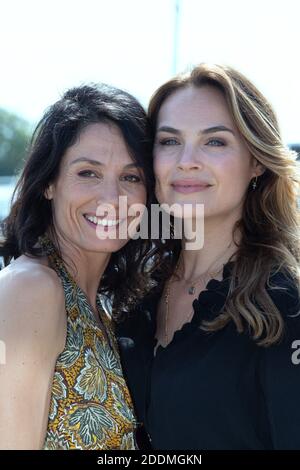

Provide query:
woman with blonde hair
left=117, top=64, right=300, bottom=450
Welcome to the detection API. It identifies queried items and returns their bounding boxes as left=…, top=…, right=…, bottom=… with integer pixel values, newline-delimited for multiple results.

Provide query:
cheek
left=215, top=161, right=253, bottom=202
left=154, top=166, right=172, bottom=205
left=216, top=154, right=253, bottom=185
left=52, top=183, right=83, bottom=219
left=232, top=162, right=253, bottom=189
left=153, top=152, right=168, bottom=181
left=64, top=181, right=97, bottom=208
left=127, top=185, right=147, bottom=206
left=153, top=156, right=169, bottom=200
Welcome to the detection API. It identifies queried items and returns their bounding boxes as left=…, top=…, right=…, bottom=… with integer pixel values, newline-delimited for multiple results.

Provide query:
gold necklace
left=186, top=266, right=224, bottom=295
left=164, top=245, right=233, bottom=344
left=164, top=281, right=195, bottom=344
left=164, top=267, right=223, bottom=344
left=176, top=243, right=232, bottom=295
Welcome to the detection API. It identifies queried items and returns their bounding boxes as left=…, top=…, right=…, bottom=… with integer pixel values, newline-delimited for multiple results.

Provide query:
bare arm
left=0, top=265, right=66, bottom=449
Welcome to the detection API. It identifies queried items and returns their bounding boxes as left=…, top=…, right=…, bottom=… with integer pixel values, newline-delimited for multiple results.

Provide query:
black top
left=116, top=263, right=300, bottom=450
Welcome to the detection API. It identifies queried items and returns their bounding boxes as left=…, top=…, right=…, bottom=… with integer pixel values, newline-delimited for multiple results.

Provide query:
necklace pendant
left=188, top=286, right=196, bottom=295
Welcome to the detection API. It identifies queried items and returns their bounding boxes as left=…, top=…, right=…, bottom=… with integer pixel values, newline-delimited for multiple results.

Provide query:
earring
left=252, top=176, right=258, bottom=190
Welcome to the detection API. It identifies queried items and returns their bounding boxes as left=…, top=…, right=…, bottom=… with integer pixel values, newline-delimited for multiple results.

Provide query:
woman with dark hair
left=0, top=83, right=154, bottom=449
left=117, top=64, right=300, bottom=450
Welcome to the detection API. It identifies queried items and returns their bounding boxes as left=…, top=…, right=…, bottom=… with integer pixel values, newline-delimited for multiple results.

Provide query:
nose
left=96, top=178, right=120, bottom=210
left=177, top=144, right=203, bottom=171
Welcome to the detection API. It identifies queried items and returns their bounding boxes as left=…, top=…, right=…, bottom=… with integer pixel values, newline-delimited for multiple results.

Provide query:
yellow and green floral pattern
left=39, top=235, right=137, bottom=450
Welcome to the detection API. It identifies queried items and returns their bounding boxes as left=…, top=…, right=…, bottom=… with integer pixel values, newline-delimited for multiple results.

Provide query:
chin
left=89, top=238, right=130, bottom=254
left=160, top=200, right=204, bottom=219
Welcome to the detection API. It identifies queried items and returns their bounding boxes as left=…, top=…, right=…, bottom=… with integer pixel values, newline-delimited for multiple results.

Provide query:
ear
left=252, top=159, right=265, bottom=178
left=44, top=184, right=54, bottom=200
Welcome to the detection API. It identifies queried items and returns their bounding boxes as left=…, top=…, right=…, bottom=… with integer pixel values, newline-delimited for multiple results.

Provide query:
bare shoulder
left=0, top=254, right=64, bottom=300
left=0, top=256, right=67, bottom=449
left=0, top=255, right=66, bottom=355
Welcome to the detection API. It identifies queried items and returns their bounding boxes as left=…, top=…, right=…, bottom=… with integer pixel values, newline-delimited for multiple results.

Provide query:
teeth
left=85, top=215, right=119, bottom=226
left=98, top=219, right=119, bottom=227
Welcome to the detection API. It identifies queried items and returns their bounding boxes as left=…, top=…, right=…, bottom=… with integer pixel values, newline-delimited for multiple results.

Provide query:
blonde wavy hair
left=148, top=63, right=300, bottom=346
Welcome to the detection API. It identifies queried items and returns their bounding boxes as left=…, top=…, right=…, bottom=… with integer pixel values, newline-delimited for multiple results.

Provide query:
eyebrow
left=157, top=125, right=235, bottom=136
left=202, top=125, right=235, bottom=135
left=70, top=157, right=140, bottom=169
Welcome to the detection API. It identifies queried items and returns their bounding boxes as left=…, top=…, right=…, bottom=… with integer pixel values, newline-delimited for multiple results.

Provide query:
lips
left=171, top=179, right=212, bottom=194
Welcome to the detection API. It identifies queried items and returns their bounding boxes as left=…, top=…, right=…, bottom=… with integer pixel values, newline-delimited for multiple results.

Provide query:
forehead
left=63, top=122, right=133, bottom=164
left=157, top=85, right=234, bottom=129
left=74, top=122, right=125, bottom=148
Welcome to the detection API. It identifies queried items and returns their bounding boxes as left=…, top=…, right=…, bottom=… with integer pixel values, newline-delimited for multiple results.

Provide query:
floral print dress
left=39, top=235, right=137, bottom=450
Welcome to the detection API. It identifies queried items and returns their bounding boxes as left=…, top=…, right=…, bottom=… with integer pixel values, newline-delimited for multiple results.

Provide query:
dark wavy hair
left=0, top=83, right=156, bottom=316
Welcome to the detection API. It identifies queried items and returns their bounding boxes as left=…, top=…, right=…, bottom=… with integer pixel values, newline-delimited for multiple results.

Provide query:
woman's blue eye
left=121, top=174, right=141, bottom=183
left=78, top=170, right=97, bottom=177
left=207, top=139, right=224, bottom=146
left=160, top=138, right=179, bottom=146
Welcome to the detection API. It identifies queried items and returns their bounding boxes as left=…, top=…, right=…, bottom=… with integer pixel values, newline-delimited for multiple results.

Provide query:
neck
left=53, top=233, right=110, bottom=311
left=180, top=214, right=239, bottom=281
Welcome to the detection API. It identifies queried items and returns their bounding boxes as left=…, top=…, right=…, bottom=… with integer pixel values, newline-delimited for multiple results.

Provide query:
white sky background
left=0, top=0, right=299, bottom=143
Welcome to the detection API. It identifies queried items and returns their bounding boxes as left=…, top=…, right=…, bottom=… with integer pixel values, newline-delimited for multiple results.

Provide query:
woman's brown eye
left=78, top=170, right=97, bottom=177
left=121, top=175, right=141, bottom=183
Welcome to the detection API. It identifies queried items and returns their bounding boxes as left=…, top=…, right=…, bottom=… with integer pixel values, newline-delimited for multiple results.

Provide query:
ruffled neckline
left=191, top=261, right=233, bottom=323
left=153, top=261, right=234, bottom=353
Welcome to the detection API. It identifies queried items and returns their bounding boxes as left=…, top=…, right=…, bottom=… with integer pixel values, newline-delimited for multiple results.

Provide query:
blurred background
left=0, top=0, right=299, bottom=220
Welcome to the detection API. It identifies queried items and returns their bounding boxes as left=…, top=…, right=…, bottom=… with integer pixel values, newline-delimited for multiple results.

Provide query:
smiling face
left=154, top=85, right=262, bottom=222
left=45, top=122, right=147, bottom=254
